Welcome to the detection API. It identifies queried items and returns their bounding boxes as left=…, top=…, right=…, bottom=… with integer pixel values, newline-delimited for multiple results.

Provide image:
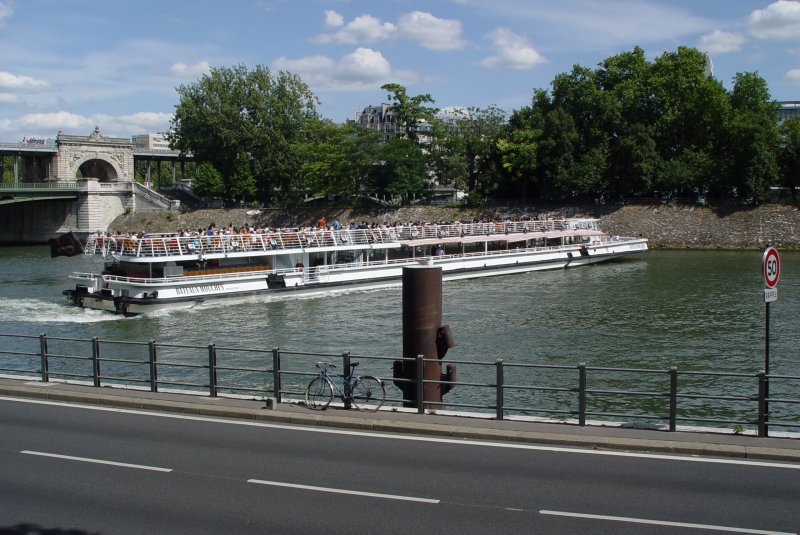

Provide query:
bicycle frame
left=305, top=361, right=386, bottom=412
left=320, top=366, right=356, bottom=401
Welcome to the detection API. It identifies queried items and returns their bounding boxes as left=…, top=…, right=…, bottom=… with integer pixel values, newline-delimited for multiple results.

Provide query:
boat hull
left=65, top=238, right=647, bottom=315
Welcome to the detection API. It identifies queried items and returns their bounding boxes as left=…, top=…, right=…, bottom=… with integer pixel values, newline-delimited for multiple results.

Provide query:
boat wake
left=0, top=298, right=130, bottom=324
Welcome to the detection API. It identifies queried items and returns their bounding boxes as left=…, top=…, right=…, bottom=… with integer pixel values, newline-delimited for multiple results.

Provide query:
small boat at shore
left=63, top=218, right=648, bottom=315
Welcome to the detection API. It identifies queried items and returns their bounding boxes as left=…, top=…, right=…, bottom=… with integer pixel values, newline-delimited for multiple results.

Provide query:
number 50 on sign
left=762, top=246, right=780, bottom=302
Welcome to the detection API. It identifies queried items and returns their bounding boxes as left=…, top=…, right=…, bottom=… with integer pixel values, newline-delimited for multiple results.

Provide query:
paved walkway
left=1, top=377, right=798, bottom=463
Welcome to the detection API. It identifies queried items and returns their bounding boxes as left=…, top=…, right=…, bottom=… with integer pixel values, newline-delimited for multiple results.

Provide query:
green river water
left=0, top=246, right=797, bottom=430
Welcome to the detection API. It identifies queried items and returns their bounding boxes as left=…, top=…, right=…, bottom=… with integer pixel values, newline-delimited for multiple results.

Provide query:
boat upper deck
left=83, top=218, right=609, bottom=261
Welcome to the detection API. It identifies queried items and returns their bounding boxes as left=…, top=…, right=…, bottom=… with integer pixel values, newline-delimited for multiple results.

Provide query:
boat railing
left=393, top=218, right=599, bottom=240
left=82, top=219, right=604, bottom=258
left=83, top=228, right=396, bottom=258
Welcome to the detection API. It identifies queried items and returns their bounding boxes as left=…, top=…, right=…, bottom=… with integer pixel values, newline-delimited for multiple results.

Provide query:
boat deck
left=84, top=219, right=607, bottom=260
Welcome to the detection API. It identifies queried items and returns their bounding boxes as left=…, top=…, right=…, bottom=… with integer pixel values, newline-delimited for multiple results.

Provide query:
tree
left=649, top=47, right=729, bottom=196
left=536, top=107, right=579, bottom=200
left=448, top=106, right=507, bottom=201
left=191, top=162, right=224, bottom=199
left=380, top=83, right=438, bottom=141
left=722, top=72, right=779, bottom=204
left=294, top=119, right=383, bottom=200
left=169, top=64, right=319, bottom=205
left=496, top=126, right=539, bottom=203
left=778, top=118, right=800, bottom=203
left=425, top=118, right=469, bottom=191
left=369, top=138, right=429, bottom=202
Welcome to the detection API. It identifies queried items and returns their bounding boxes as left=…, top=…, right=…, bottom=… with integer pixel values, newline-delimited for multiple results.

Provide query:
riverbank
left=109, top=203, right=800, bottom=250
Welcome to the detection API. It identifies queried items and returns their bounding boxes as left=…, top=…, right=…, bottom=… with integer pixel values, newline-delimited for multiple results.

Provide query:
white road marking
left=3, top=396, right=798, bottom=470
left=539, top=510, right=797, bottom=535
left=247, top=479, right=439, bottom=503
left=21, top=450, right=173, bottom=472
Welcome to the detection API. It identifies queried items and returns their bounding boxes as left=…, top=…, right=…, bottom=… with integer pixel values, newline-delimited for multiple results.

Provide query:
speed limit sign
left=763, top=246, right=781, bottom=289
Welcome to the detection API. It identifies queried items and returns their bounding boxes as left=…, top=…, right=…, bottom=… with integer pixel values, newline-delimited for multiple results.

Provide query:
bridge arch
left=75, top=156, right=121, bottom=182
left=54, top=127, right=134, bottom=183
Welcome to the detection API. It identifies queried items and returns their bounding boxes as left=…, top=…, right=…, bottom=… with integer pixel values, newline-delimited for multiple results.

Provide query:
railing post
left=578, top=363, right=586, bottom=427
left=39, top=334, right=49, bottom=383
left=272, top=348, right=282, bottom=404
left=148, top=340, right=158, bottom=393
left=341, top=352, right=351, bottom=410
left=416, top=355, right=425, bottom=414
left=92, top=337, right=101, bottom=387
left=669, top=367, right=678, bottom=432
left=208, top=344, right=217, bottom=397
left=495, top=359, right=504, bottom=421
left=757, top=370, right=768, bottom=437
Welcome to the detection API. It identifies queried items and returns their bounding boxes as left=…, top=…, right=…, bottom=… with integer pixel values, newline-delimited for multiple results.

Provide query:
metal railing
left=0, top=181, right=79, bottom=191
left=0, top=333, right=797, bottom=437
left=82, top=218, right=616, bottom=259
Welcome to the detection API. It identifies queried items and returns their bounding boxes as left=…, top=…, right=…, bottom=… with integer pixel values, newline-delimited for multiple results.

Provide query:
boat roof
left=83, top=218, right=605, bottom=262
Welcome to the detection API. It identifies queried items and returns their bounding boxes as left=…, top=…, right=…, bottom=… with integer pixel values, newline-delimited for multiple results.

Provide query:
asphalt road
left=1, top=397, right=798, bottom=534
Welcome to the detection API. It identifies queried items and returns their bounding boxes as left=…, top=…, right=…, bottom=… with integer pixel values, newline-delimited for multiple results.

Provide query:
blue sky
left=1, top=0, right=799, bottom=142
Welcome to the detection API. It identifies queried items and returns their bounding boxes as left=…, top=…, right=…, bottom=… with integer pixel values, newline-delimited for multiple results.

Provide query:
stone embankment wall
left=109, top=203, right=800, bottom=250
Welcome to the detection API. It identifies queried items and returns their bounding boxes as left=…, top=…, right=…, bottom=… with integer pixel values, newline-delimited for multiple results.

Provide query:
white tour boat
left=63, top=218, right=648, bottom=315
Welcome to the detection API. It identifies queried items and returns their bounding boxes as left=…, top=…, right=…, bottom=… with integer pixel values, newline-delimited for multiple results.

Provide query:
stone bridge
left=0, top=128, right=183, bottom=243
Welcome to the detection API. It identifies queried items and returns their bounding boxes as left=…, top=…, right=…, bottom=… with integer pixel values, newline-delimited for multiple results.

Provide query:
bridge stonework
left=0, top=127, right=176, bottom=243
left=54, top=127, right=134, bottom=182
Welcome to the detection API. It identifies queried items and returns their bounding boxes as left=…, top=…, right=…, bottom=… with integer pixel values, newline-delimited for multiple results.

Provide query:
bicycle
left=304, top=361, right=386, bottom=412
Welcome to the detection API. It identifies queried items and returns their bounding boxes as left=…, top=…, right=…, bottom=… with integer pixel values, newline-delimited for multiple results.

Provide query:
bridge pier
left=1, top=128, right=182, bottom=243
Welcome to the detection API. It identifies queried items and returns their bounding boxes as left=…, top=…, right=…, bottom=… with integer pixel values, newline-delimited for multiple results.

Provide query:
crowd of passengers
left=93, top=215, right=576, bottom=254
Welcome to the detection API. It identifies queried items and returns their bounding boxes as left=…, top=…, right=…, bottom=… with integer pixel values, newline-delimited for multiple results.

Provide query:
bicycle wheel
left=350, top=375, right=385, bottom=412
left=305, top=376, right=333, bottom=410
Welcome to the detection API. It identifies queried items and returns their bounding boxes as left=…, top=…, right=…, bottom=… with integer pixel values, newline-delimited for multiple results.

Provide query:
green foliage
left=380, top=83, right=438, bottom=141
left=295, top=119, right=383, bottom=200
left=166, top=46, right=788, bottom=208
left=779, top=118, right=800, bottom=202
left=170, top=64, right=319, bottom=205
left=369, top=138, right=430, bottom=202
left=721, top=72, right=779, bottom=203
left=192, top=161, right=224, bottom=198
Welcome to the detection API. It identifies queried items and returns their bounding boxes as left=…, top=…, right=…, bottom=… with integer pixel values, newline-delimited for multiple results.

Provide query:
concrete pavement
left=1, top=377, right=798, bottom=463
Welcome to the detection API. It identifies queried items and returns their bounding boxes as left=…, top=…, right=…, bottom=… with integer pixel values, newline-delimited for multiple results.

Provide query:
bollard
left=92, top=337, right=101, bottom=387
left=393, top=266, right=456, bottom=409
left=208, top=344, right=218, bottom=397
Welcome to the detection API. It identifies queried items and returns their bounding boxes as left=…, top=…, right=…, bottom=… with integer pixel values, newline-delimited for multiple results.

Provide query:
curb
left=2, top=382, right=798, bottom=464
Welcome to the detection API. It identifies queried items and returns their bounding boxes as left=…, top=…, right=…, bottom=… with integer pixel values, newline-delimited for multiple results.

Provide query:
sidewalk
left=1, top=377, right=798, bottom=463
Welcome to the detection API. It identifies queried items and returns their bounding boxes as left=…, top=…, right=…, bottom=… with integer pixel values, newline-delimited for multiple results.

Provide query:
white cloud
left=749, top=0, right=800, bottom=40
left=0, top=92, right=18, bottom=103
left=0, top=1, right=12, bottom=28
left=169, top=60, right=211, bottom=77
left=324, top=10, right=343, bottom=29
left=335, top=47, right=392, bottom=80
left=19, top=111, right=93, bottom=131
left=698, top=30, right=747, bottom=54
left=314, top=14, right=396, bottom=44
left=397, top=11, right=466, bottom=51
left=0, top=71, right=50, bottom=91
left=786, top=68, right=800, bottom=84
left=2, top=110, right=172, bottom=138
left=477, top=27, right=546, bottom=70
left=274, top=47, right=415, bottom=89
left=457, top=0, right=713, bottom=48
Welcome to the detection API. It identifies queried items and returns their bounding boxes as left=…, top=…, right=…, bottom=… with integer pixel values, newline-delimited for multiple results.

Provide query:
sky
left=1, top=0, right=799, bottom=142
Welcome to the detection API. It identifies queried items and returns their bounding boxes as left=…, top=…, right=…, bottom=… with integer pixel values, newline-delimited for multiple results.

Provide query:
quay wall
left=108, top=203, right=800, bottom=250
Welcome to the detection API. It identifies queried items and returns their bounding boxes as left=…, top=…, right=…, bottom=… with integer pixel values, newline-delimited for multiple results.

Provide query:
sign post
left=760, top=246, right=780, bottom=437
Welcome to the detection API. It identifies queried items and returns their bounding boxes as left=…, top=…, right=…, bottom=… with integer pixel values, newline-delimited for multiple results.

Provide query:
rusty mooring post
left=393, top=266, right=456, bottom=408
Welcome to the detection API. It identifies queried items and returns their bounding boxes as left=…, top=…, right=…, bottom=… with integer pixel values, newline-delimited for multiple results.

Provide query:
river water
left=1, top=246, right=798, bottom=428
